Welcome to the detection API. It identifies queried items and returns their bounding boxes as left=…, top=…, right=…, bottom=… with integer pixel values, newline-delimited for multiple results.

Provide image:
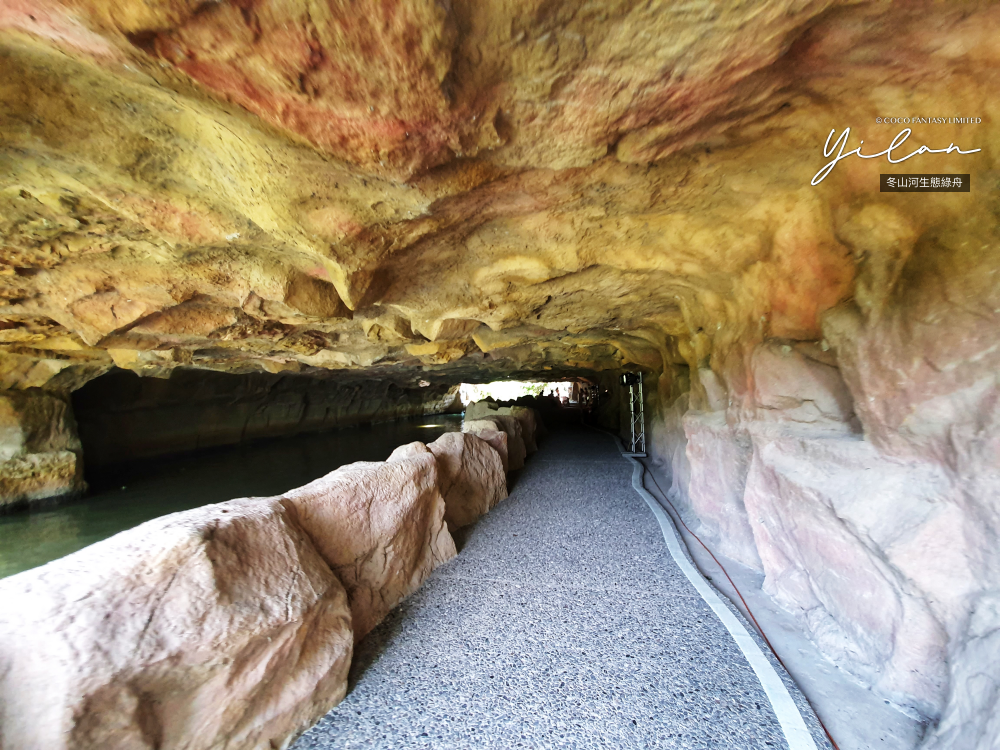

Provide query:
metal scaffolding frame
left=621, top=372, right=646, bottom=456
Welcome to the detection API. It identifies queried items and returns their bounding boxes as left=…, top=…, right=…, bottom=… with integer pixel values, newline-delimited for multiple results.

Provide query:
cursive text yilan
left=812, top=127, right=980, bottom=185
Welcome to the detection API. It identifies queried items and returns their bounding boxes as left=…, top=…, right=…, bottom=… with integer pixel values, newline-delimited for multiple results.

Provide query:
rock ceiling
left=0, top=0, right=997, bottom=389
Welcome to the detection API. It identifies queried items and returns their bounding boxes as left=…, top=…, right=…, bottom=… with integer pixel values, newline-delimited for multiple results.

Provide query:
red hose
left=640, top=464, right=841, bottom=750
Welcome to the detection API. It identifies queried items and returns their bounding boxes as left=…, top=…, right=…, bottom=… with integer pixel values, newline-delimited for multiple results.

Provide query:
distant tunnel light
left=459, top=381, right=574, bottom=405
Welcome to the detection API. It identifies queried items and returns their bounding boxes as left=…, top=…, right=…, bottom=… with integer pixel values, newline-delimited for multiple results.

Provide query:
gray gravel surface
left=292, top=424, right=825, bottom=749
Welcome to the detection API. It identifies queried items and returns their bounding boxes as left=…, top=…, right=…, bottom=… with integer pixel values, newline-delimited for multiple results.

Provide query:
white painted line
left=605, top=432, right=819, bottom=750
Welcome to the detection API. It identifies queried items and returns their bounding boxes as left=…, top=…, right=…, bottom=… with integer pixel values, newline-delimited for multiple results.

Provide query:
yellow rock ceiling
left=0, top=0, right=997, bottom=389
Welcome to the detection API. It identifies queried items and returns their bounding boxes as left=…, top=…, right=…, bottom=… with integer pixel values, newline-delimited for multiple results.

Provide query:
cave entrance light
left=459, top=380, right=575, bottom=406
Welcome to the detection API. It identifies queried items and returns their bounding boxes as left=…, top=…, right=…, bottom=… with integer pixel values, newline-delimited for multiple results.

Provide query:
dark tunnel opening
left=0, top=365, right=614, bottom=579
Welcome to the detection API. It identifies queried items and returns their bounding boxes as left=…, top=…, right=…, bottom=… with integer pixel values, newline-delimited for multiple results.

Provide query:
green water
left=0, top=414, right=463, bottom=580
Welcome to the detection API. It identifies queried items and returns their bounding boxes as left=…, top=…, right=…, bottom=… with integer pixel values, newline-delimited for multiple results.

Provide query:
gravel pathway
left=292, top=425, right=829, bottom=749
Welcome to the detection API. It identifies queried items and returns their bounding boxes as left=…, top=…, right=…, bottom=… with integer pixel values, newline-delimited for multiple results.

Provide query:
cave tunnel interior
left=1, top=2, right=999, bottom=749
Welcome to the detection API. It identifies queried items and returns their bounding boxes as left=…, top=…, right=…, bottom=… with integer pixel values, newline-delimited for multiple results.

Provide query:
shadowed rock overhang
left=0, top=1, right=995, bottom=389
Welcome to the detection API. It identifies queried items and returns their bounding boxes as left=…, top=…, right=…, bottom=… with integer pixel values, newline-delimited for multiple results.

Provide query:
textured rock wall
left=72, top=368, right=461, bottom=469
left=821, top=240, right=1000, bottom=749
left=647, top=249, right=1000, bottom=745
left=0, top=403, right=539, bottom=749
left=0, top=388, right=84, bottom=509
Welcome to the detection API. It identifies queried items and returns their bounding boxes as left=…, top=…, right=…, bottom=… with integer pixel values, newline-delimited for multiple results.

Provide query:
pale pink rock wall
left=821, top=240, right=1000, bottom=748
left=681, top=412, right=760, bottom=571
left=742, top=435, right=951, bottom=717
left=649, top=278, right=1000, bottom=747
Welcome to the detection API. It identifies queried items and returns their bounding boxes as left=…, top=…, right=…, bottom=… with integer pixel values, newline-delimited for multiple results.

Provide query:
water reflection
left=0, top=414, right=462, bottom=579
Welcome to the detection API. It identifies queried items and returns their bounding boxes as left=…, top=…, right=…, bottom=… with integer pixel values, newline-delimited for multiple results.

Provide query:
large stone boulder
left=463, top=415, right=526, bottom=470
left=0, top=389, right=85, bottom=508
left=281, top=452, right=457, bottom=641
left=465, top=401, right=540, bottom=454
left=501, top=406, right=539, bottom=453
left=459, top=421, right=510, bottom=472
left=464, top=400, right=501, bottom=422
left=0, top=496, right=353, bottom=750
left=402, top=433, right=508, bottom=530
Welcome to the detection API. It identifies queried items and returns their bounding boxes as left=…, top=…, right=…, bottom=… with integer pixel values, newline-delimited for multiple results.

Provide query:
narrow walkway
left=293, top=425, right=829, bottom=749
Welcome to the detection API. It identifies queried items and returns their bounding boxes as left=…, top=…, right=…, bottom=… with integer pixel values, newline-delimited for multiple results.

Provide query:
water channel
left=0, top=414, right=463, bottom=579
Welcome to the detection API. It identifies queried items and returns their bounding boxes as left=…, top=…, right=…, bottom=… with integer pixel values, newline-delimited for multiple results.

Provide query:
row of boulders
left=0, top=402, right=541, bottom=750
left=462, top=400, right=545, bottom=471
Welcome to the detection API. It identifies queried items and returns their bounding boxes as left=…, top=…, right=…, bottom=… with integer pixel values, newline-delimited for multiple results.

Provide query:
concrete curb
left=601, top=428, right=818, bottom=750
